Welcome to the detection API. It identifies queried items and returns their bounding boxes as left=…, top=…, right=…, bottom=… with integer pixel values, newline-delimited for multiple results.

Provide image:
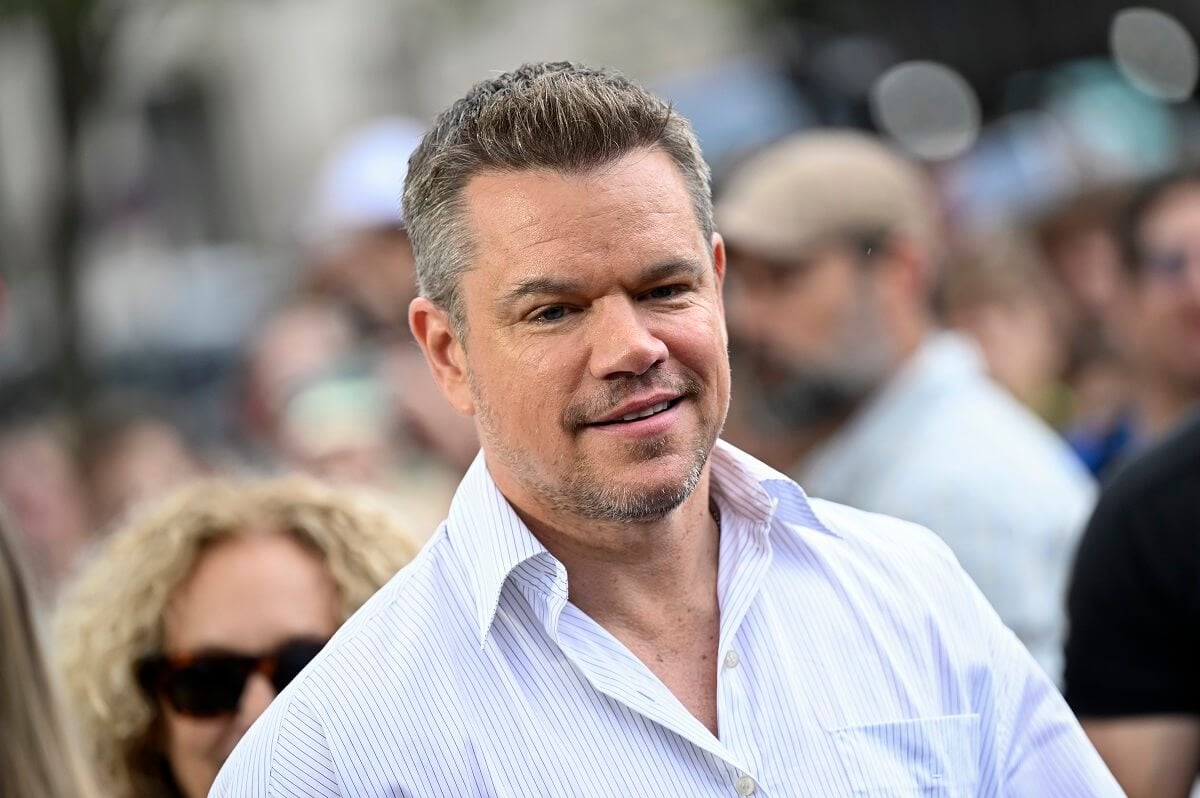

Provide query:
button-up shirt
left=799, top=332, right=1096, bottom=682
left=212, top=441, right=1119, bottom=797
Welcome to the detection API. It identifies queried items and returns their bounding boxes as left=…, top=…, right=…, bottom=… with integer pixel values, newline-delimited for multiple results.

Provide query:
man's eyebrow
left=495, top=257, right=709, bottom=310
left=638, top=257, right=708, bottom=284
left=496, top=276, right=587, bottom=308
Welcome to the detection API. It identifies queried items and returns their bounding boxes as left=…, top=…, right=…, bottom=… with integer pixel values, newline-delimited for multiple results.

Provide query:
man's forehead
left=727, top=236, right=851, bottom=274
left=464, top=153, right=691, bottom=234
left=1144, top=187, right=1200, bottom=232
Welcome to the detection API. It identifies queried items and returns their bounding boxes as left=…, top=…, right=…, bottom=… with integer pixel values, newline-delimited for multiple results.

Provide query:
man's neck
left=513, top=471, right=721, bottom=632
left=504, top=469, right=725, bottom=733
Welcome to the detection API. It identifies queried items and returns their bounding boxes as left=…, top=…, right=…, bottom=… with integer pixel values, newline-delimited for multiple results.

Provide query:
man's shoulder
left=801, top=497, right=1010, bottom=615
left=316, top=527, right=475, bottom=670
left=1100, top=410, right=1200, bottom=510
left=214, top=529, right=481, bottom=794
left=274, top=528, right=479, bottom=715
left=804, top=497, right=963, bottom=575
left=212, top=688, right=338, bottom=797
left=794, top=498, right=1003, bottom=658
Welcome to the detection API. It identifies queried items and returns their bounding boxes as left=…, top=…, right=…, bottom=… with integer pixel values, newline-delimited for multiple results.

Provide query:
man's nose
left=588, top=297, right=669, bottom=380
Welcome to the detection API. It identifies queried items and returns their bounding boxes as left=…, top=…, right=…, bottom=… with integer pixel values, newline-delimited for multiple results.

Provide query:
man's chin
left=587, top=455, right=707, bottom=516
left=573, top=477, right=695, bottom=523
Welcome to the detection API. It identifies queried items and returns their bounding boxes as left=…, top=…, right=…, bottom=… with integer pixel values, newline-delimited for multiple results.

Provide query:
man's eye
left=646, top=285, right=684, bottom=300
left=534, top=305, right=569, bottom=323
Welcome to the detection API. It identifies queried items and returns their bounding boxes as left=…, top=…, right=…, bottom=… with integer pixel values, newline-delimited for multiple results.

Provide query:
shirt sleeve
left=914, top=524, right=1124, bottom=796
left=854, top=506, right=1123, bottom=792
left=991, top=621, right=1125, bottom=796
left=210, top=695, right=344, bottom=798
left=1064, top=480, right=1200, bottom=717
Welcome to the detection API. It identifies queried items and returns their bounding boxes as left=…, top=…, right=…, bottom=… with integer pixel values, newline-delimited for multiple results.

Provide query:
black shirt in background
left=1065, top=410, right=1200, bottom=717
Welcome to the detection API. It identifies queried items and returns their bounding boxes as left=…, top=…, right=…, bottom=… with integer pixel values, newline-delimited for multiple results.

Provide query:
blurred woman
left=0, top=507, right=99, bottom=798
left=55, top=476, right=420, bottom=798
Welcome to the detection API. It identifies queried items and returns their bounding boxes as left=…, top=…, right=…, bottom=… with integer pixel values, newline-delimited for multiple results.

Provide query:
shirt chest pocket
left=830, top=713, right=980, bottom=797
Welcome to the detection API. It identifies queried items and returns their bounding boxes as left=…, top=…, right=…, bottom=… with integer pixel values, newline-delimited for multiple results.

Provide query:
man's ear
left=879, top=236, right=930, bottom=302
left=408, top=297, right=476, bottom=416
left=711, top=232, right=728, bottom=332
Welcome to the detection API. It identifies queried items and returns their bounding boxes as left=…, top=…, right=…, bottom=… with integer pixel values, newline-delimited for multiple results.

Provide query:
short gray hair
left=402, top=62, right=713, bottom=334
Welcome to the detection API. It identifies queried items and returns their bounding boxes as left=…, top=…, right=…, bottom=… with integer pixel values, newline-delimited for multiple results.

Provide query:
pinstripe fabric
left=212, top=441, right=1121, bottom=797
left=798, top=333, right=1096, bottom=683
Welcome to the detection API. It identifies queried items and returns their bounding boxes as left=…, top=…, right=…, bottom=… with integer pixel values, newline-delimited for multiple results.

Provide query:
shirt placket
left=553, top=601, right=750, bottom=772
left=714, top=498, right=776, bottom=797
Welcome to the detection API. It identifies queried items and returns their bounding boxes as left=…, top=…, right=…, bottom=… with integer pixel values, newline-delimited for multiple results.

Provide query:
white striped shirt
left=212, top=441, right=1121, bottom=797
left=798, top=333, right=1096, bottom=682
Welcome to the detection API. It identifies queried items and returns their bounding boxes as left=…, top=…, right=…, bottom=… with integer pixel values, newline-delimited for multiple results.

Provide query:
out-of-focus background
left=2, top=0, right=1199, bottom=595
left=7, top=4, right=1200, bottom=798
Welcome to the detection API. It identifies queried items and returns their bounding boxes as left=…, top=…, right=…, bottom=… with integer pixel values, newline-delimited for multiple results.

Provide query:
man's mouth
left=589, top=397, right=683, bottom=426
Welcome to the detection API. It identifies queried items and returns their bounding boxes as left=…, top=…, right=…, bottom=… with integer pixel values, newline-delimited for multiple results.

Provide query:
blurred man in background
left=239, top=297, right=452, bottom=538
left=1060, top=171, right=1200, bottom=798
left=302, top=119, right=479, bottom=475
left=717, top=131, right=1095, bottom=680
left=1065, top=406, right=1200, bottom=798
left=1102, top=171, right=1200, bottom=468
left=303, top=118, right=426, bottom=340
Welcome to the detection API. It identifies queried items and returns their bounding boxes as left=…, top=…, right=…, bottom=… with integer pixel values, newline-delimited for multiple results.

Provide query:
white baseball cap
left=304, top=117, right=426, bottom=248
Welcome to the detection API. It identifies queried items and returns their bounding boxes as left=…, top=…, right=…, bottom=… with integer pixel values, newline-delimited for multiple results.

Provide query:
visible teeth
left=620, top=401, right=671, bottom=422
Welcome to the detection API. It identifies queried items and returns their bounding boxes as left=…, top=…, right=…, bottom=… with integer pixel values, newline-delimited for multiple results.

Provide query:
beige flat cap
left=716, top=130, right=936, bottom=262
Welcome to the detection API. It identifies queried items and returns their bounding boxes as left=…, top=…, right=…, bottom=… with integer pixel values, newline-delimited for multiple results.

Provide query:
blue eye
left=535, top=306, right=568, bottom=322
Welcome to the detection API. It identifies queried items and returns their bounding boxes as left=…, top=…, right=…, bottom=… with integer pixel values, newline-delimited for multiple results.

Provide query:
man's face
left=1127, top=186, right=1200, bottom=391
left=453, top=149, right=729, bottom=522
left=725, top=242, right=895, bottom=430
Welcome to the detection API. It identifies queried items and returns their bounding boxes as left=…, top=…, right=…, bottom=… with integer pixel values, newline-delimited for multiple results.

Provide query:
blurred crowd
left=2, top=7, right=1200, bottom=797
left=8, top=114, right=1198, bottom=605
left=0, top=119, right=472, bottom=600
left=6, top=112, right=1200, bottom=797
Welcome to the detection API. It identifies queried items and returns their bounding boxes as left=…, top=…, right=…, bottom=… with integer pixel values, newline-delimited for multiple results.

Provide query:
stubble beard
left=470, top=369, right=720, bottom=524
left=741, top=290, right=895, bottom=433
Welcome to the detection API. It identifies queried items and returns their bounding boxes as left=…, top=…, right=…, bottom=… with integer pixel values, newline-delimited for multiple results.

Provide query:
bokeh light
left=870, top=60, right=981, bottom=161
left=1110, top=7, right=1198, bottom=102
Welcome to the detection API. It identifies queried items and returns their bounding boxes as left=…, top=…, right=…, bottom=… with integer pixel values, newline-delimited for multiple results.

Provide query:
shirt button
left=735, top=775, right=757, bottom=795
left=724, top=650, right=741, bottom=669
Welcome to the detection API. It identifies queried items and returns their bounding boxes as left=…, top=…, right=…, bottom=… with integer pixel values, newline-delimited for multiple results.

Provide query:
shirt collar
left=708, top=439, right=837, bottom=542
left=446, top=440, right=837, bottom=645
left=446, top=453, right=558, bottom=647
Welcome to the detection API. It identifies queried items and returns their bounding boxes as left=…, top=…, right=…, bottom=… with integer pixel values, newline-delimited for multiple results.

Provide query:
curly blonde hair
left=54, top=476, right=422, bottom=798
